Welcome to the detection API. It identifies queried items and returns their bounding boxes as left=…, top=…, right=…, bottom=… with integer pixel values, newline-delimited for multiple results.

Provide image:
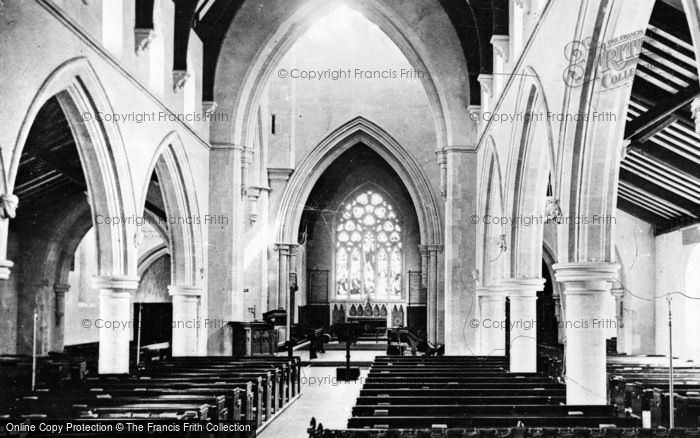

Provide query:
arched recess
left=9, top=57, right=138, bottom=279
left=139, top=131, right=203, bottom=288
left=211, top=0, right=472, bottom=150
left=275, top=117, right=442, bottom=247
left=479, top=137, right=506, bottom=286
left=504, top=70, right=556, bottom=279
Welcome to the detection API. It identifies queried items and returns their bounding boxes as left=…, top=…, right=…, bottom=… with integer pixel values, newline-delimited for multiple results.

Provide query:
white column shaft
left=98, top=289, right=133, bottom=374
left=509, top=294, right=537, bottom=371
left=479, top=295, right=506, bottom=356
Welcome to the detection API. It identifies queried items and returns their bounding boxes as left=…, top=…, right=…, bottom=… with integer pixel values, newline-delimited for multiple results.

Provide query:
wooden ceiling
left=15, top=96, right=87, bottom=212
left=617, top=0, right=700, bottom=234
left=16, top=96, right=166, bottom=221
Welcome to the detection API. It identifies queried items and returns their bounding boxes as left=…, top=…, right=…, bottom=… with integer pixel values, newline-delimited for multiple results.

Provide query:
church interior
left=3, top=0, right=700, bottom=436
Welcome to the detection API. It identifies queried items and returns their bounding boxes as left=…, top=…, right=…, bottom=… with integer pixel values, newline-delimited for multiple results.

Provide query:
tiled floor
left=259, top=365, right=371, bottom=437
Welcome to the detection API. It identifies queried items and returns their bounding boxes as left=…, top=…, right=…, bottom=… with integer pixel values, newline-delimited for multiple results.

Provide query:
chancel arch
left=276, top=117, right=442, bottom=341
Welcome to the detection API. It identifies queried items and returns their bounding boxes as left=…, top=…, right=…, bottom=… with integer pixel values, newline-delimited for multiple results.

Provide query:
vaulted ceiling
left=617, top=0, right=700, bottom=235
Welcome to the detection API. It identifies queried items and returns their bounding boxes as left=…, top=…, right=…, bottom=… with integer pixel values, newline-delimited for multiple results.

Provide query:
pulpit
left=228, top=321, right=278, bottom=356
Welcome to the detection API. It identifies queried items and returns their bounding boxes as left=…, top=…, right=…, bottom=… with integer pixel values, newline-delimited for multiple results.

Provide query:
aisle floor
left=258, top=366, right=370, bottom=437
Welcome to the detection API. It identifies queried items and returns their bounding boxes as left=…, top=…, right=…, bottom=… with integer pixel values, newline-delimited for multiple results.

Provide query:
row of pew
left=341, top=356, right=638, bottom=431
left=608, top=358, right=700, bottom=428
left=307, top=423, right=700, bottom=438
left=539, top=347, right=700, bottom=428
left=1, top=353, right=301, bottom=437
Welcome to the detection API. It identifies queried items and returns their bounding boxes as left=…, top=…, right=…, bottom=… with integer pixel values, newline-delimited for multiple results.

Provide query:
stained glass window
left=335, top=189, right=402, bottom=298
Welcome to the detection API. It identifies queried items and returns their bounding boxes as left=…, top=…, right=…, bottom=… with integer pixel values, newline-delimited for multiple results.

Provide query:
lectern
left=332, top=321, right=364, bottom=381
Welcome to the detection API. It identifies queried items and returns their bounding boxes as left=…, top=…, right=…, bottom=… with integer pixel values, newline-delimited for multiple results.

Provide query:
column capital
left=553, top=262, right=619, bottom=294
left=610, top=286, right=624, bottom=299
left=435, top=149, right=448, bottom=165
left=240, top=148, right=254, bottom=165
left=92, top=275, right=140, bottom=291
left=267, top=167, right=294, bottom=182
left=476, top=285, right=507, bottom=299
left=53, top=283, right=71, bottom=295
left=202, top=101, right=218, bottom=115
left=490, top=35, right=510, bottom=62
left=420, top=243, right=443, bottom=254
left=173, top=70, right=191, bottom=92
left=0, top=194, right=19, bottom=219
left=0, top=259, right=14, bottom=279
left=501, top=277, right=545, bottom=297
left=274, top=242, right=298, bottom=256
left=477, top=74, right=494, bottom=98
left=134, top=28, right=156, bottom=55
left=168, top=285, right=203, bottom=297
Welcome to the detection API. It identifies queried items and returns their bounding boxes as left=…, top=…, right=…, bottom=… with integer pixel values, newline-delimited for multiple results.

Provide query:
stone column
left=94, top=276, right=139, bottom=374
left=0, top=193, right=18, bottom=279
left=53, top=283, right=70, bottom=352
left=241, top=148, right=254, bottom=194
left=442, top=148, right=478, bottom=355
left=477, top=286, right=506, bottom=356
left=611, top=286, right=625, bottom=354
left=169, top=285, right=202, bottom=356
left=554, top=262, right=619, bottom=405
left=426, top=244, right=442, bottom=344
left=208, top=143, right=243, bottom=355
left=502, top=278, right=543, bottom=372
left=419, top=246, right=429, bottom=289
left=553, top=295, right=565, bottom=343
left=267, top=168, right=294, bottom=310
left=274, top=243, right=298, bottom=342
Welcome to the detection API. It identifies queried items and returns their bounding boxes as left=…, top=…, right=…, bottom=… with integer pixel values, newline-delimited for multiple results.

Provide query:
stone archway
left=501, top=68, right=556, bottom=372
left=274, top=117, right=443, bottom=341
left=211, top=0, right=472, bottom=151
left=139, top=131, right=204, bottom=356
left=9, top=58, right=139, bottom=373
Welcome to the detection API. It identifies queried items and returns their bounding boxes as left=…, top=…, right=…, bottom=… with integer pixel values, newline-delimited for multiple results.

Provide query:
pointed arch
left=503, top=67, right=557, bottom=279
left=479, top=136, right=506, bottom=285
left=9, top=57, right=138, bottom=278
left=140, top=131, right=203, bottom=287
left=276, top=117, right=442, bottom=248
left=211, top=0, right=472, bottom=151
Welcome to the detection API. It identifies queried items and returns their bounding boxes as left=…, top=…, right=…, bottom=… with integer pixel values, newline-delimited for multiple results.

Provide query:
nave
left=5, top=0, right=700, bottom=436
